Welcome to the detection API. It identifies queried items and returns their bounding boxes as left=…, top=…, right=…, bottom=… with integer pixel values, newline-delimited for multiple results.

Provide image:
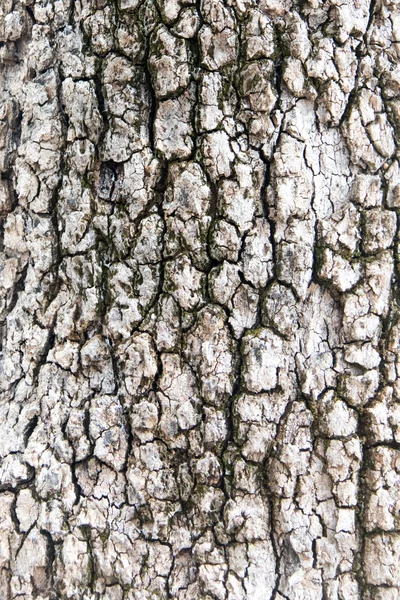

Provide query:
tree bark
left=1, top=0, right=399, bottom=598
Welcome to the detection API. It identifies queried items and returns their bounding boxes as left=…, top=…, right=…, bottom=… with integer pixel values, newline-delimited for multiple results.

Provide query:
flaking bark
left=1, top=0, right=400, bottom=598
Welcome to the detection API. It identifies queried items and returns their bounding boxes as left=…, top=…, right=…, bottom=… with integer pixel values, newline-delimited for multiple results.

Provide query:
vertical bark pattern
left=0, top=0, right=400, bottom=598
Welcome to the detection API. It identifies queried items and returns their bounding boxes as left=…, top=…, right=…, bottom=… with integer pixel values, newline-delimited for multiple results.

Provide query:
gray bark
left=0, top=0, right=399, bottom=598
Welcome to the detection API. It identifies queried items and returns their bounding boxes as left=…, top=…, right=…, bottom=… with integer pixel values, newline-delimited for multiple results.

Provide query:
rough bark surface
left=1, top=0, right=400, bottom=598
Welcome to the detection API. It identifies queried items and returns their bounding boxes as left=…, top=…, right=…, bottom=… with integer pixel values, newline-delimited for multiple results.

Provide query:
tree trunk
left=1, top=0, right=399, bottom=598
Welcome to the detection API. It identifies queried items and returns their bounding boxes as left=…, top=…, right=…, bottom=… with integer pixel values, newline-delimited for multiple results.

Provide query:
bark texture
left=1, top=0, right=400, bottom=598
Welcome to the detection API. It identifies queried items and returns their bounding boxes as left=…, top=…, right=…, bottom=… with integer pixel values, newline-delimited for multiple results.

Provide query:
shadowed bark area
left=0, top=0, right=400, bottom=598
